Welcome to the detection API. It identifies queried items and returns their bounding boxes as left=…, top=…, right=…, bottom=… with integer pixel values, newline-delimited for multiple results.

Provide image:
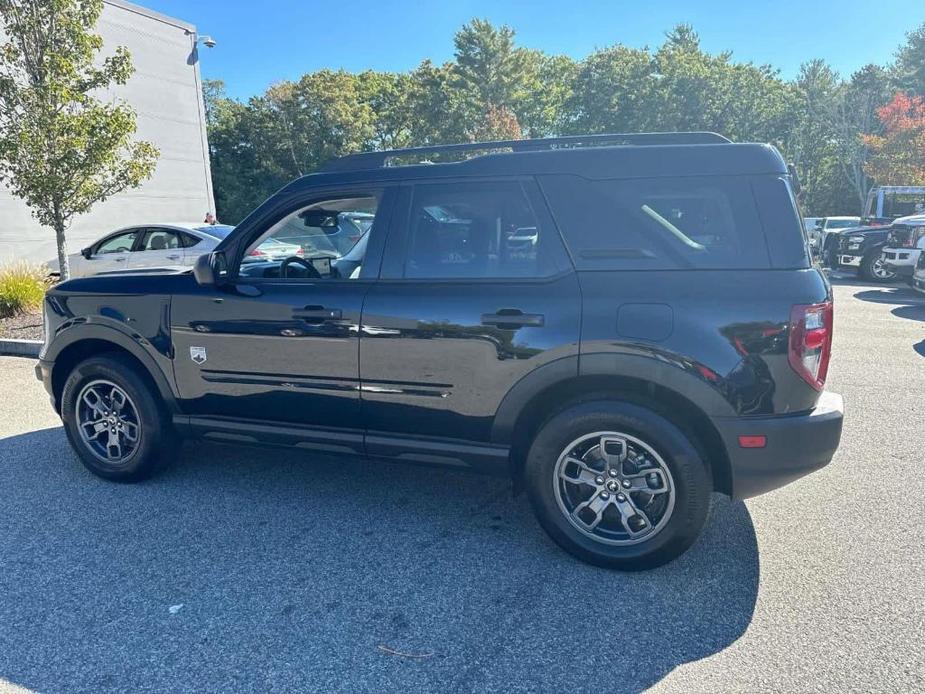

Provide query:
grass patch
left=0, top=261, right=48, bottom=318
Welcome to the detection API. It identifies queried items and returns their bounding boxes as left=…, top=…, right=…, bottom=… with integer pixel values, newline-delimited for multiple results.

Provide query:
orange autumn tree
left=862, top=92, right=925, bottom=185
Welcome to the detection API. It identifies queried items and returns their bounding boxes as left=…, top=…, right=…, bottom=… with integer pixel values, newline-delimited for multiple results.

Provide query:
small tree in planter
left=0, top=0, right=158, bottom=281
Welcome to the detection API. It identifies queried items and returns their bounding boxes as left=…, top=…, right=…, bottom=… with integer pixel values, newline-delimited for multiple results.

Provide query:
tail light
left=248, top=248, right=267, bottom=258
left=789, top=302, right=833, bottom=391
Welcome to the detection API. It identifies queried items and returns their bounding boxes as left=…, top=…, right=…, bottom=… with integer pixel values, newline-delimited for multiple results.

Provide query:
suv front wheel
left=525, top=400, right=711, bottom=570
left=60, top=354, right=177, bottom=482
left=860, top=252, right=897, bottom=282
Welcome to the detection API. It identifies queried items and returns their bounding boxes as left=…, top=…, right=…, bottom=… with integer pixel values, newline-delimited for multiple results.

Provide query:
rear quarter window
left=539, top=174, right=773, bottom=270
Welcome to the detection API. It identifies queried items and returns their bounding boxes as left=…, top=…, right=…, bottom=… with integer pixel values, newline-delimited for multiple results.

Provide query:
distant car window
left=96, top=231, right=139, bottom=255
left=404, top=181, right=564, bottom=279
left=178, top=232, right=202, bottom=248
left=539, top=175, right=771, bottom=270
left=826, top=219, right=859, bottom=229
left=140, top=229, right=181, bottom=251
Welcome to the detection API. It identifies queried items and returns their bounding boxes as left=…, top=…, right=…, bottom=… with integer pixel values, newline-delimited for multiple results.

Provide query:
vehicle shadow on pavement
left=852, top=286, right=925, bottom=307
left=0, top=427, right=760, bottom=694
left=849, top=285, right=925, bottom=324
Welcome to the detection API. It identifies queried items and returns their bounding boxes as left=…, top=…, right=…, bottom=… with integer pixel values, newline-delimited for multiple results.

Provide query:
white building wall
left=0, top=0, right=214, bottom=267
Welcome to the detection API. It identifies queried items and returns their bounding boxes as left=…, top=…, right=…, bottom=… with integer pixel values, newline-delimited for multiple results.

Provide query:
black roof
left=282, top=132, right=788, bottom=194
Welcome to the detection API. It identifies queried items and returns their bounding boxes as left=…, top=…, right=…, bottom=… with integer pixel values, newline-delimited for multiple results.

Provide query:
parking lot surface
left=0, top=279, right=923, bottom=693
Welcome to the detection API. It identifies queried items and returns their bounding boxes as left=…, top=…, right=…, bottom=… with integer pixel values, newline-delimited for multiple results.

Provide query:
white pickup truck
left=881, top=215, right=925, bottom=284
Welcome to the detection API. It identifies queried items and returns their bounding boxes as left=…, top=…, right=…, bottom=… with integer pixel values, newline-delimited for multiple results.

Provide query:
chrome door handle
left=166, top=254, right=181, bottom=260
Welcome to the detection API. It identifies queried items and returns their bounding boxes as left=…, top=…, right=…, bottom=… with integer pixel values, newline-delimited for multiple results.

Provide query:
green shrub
left=0, top=261, right=48, bottom=318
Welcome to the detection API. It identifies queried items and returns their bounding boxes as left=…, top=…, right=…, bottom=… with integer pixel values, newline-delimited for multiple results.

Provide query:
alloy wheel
left=553, top=431, right=676, bottom=546
left=75, top=380, right=141, bottom=465
left=871, top=257, right=896, bottom=280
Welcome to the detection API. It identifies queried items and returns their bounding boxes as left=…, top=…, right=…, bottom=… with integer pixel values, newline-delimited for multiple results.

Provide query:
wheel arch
left=493, top=357, right=733, bottom=495
left=48, top=328, right=178, bottom=415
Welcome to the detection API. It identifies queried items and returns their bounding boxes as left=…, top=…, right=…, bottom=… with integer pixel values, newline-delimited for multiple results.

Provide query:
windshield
left=827, top=219, right=859, bottom=229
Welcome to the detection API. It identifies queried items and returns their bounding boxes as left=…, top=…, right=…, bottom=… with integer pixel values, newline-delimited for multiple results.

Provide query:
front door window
left=238, top=195, right=380, bottom=281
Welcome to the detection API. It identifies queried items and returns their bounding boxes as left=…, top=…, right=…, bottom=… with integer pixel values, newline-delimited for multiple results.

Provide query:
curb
left=0, top=339, right=42, bottom=358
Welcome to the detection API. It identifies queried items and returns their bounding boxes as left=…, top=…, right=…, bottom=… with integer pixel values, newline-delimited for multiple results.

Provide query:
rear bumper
left=714, top=391, right=844, bottom=500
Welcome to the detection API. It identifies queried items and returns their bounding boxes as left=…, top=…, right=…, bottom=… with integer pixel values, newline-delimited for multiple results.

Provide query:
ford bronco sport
left=36, top=132, right=844, bottom=570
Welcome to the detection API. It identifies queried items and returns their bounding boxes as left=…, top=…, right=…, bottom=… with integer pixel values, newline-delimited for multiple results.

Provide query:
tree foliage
left=0, top=0, right=158, bottom=279
left=206, top=20, right=925, bottom=223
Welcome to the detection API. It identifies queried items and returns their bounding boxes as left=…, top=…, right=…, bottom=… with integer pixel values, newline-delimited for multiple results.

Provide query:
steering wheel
left=280, top=256, right=321, bottom=279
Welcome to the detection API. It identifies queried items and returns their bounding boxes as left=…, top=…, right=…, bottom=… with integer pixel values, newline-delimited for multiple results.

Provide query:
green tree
left=894, top=22, right=925, bottom=96
left=566, top=44, right=656, bottom=134
left=826, top=65, right=895, bottom=211
left=516, top=52, right=577, bottom=137
left=0, top=0, right=158, bottom=280
left=262, top=71, right=375, bottom=178
left=788, top=60, right=841, bottom=213
left=453, top=19, right=530, bottom=112
left=406, top=60, right=470, bottom=145
left=202, top=80, right=285, bottom=224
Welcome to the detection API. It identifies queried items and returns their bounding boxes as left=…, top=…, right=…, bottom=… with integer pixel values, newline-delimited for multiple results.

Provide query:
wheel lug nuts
left=595, top=476, right=604, bottom=485
left=600, top=491, right=610, bottom=500
left=622, top=479, right=631, bottom=489
left=616, top=493, right=626, bottom=502
left=608, top=468, right=618, bottom=477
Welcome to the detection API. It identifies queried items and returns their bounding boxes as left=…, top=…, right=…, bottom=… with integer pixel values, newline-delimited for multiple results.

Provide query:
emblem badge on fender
left=190, top=346, right=207, bottom=365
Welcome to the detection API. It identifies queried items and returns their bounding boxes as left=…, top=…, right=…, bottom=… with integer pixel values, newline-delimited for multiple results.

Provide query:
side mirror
left=81, top=247, right=92, bottom=260
left=193, top=251, right=228, bottom=286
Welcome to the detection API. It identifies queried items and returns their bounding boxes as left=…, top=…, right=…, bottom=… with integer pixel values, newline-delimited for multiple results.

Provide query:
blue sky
left=143, top=0, right=925, bottom=100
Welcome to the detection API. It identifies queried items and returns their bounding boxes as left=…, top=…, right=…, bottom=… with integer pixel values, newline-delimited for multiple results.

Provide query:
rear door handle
left=481, top=309, right=545, bottom=328
left=294, top=306, right=342, bottom=322
left=166, top=254, right=181, bottom=260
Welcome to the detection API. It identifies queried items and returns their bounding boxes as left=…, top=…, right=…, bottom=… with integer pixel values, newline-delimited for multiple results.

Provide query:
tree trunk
left=54, top=222, right=70, bottom=282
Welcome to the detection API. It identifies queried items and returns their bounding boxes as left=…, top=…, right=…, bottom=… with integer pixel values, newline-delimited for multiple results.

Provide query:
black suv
left=36, top=133, right=844, bottom=570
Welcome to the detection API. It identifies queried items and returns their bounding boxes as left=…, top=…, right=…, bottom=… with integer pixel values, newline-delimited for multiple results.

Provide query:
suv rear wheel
left=525, top=400, right=711, bottom=570
left=60, top=354, right=177, bottom=482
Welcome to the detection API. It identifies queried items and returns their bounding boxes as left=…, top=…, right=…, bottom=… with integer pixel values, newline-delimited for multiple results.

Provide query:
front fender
left=42, top=304, right=179, bottom=412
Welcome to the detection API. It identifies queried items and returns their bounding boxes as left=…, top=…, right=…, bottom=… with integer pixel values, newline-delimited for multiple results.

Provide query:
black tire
left=60, top=353, right=177, bottom=482
left=525, top=400, right=711, bottom=570
left=822, top=238, right=840, bottom=269
left=859, top=252, right=896, bottom=283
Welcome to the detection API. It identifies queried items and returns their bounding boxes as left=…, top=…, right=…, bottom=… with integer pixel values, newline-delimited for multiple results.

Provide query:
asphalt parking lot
left=0, top=278, right=923, bottom=693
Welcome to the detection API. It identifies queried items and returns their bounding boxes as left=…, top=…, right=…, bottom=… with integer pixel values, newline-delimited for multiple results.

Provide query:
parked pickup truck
left=881, top=215, right=925, bottom=284
left=835, top=226, right=896, bottom=282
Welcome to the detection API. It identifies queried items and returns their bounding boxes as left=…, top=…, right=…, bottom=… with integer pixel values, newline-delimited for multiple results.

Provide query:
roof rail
left=319, top=132, right=731, bottom=172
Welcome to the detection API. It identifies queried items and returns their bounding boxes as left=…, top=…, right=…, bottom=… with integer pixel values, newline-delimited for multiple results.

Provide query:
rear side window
left=539, top=175, right=771, bottom=270
left=404, top=180, right=567, bottom=279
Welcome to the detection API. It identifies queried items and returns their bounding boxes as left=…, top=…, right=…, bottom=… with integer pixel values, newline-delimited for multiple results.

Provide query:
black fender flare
left=491, top=352, right=736, bottom=446
left=43, top=320, right=179, bottom=413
